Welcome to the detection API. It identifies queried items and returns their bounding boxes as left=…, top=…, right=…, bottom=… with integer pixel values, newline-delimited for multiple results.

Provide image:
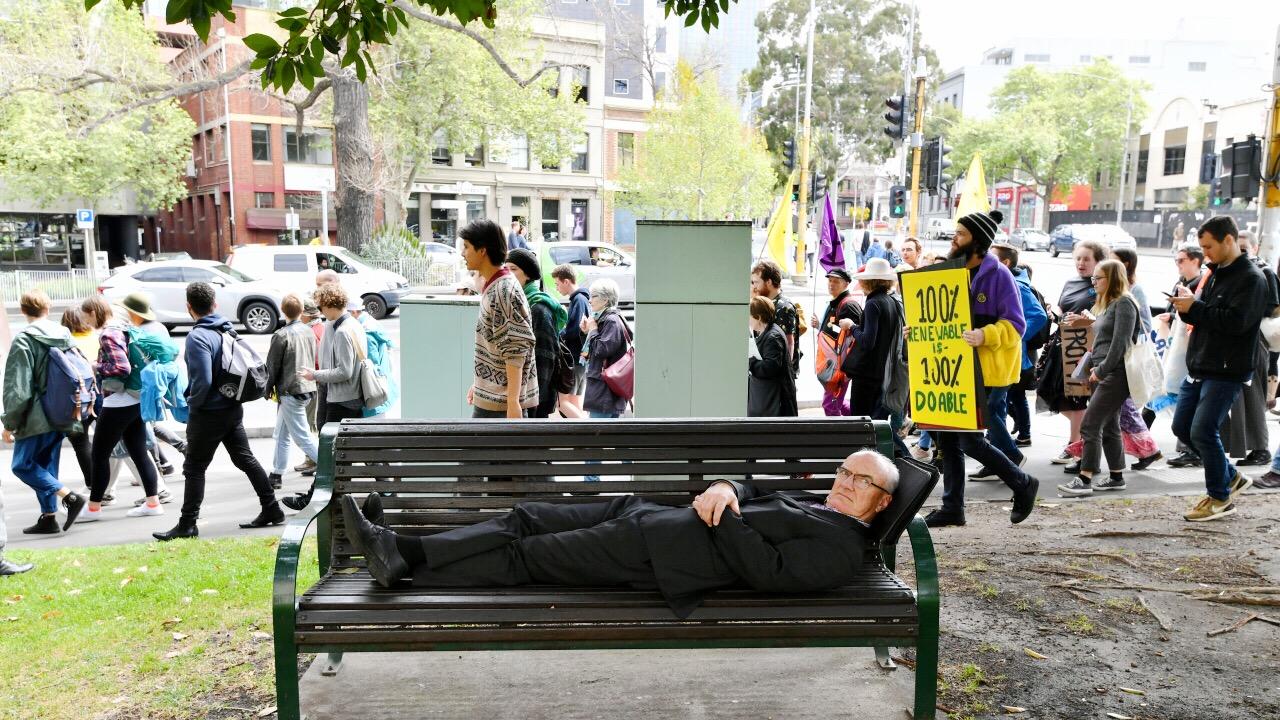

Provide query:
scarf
left=524, top=281, right=568, bottom=332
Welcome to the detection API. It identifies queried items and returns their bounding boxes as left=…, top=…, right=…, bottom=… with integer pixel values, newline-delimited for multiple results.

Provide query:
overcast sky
left=915, top=0, right=1279, bottom=71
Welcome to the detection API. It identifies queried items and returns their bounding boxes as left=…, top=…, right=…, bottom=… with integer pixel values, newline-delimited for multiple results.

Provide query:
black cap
left=825, top=268, right=852, bottom=282
left=505, top=248, right=541, bottom=285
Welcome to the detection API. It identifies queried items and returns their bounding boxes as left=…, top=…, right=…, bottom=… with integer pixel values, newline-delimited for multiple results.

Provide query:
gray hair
left=848, top=449, right=899, bottom=495
left=589, top=278, right=620, bottom=309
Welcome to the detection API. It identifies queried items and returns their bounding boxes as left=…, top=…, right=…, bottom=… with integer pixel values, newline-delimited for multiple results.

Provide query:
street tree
left=614, top=65, right=775, bottom=221
left=747, top=0, right=938, bottom=181
left=946, top=60, right=1148, bottom=228
left=0, top=0, right=196, bottom=247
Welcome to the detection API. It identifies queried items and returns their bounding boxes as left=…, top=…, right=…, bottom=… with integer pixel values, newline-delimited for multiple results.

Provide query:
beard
left=948, top=241, right=976, bottom=262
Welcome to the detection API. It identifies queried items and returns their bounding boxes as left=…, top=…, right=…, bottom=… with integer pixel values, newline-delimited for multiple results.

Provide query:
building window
left=571, top=135, right=589, bottom=173
left=1136, top=149, right=1149, bottom=184
left=254, top=192, right=275, bottom=208
left=618, top=132, right=635, bottom=169
left=1024, top=53, right=1050, bottom=62
left=285, top=192, right=321, bottom=210
left=1163, top=145, right=1186, bottom=176
left=654, top=71, right=666, bottom=94
left=284, top=127, right=332, bottom=164
left=613, top=79, right=630, bottom=95
left=507, top=135, right=528, bottom=170
left=572, top=66, right=589, bottom=104
left=1129, top=55, right=1150, bottom=64
left=465, top=145, right=484, bottom=167
left=1079, top=54, right=1091, bottom=62
left=542, top=199, right=560, bottom=241
left=204, top=130, right=215, bottom=164
left=431, top=131, right=451, bottom=166
left=250, top=124, right=272, bottom=162
left=1188, top=61, right=1206, bottom=72
left=570, top=199, right=589, bottom=241
left=655, top=27, right=666, bottom=52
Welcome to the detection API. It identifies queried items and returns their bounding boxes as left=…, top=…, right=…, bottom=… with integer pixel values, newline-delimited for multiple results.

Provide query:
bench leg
left=874, top=646, right=897, bottom=670
left=913, top=621, right=940, bottom=719
left=319, top=652, right=344, bottom=677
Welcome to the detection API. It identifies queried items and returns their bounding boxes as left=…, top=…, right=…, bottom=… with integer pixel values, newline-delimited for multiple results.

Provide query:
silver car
left=98, top=260, right=285, bottom=334
left=1009, top=228, right=1051, bottom=252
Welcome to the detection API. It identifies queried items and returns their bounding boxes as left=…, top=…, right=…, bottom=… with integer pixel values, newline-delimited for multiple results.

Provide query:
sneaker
left=1051, top=449, right=1073, bottom=464
left=126, top=503, right=165, bottom=517
left=1228, top=472, right=1253, bottom=500
left=295, top=459, right=317, bottom=475
left=1238, top=449, right=1271, bottom=467
left=1057, top=476, right=1093, bottom=497
left=923, top=508, right=966, bottom=527
left=157, top=462, right=175, bottom=476
left=1183, top=495, right=1236, bottom=522
left=1015, top=437, right=1032, bottom=448
left=174, top=441, right=188, bottom=456
left=1131, top=452, right=1163, bottom=471
left=1254, top=470, right=1280, bottom=489
left=269, top=473, right=283, bottom=490
left=100, top=493, right=116, bottom=506
left=281, top=493, right=311, bottom=511
left=911, top=446, right=934, bottom=462
left=1063, top=460, right=1081, bottom=474
left=134, top=490, right=173, bottom=506
left=1094, top=474, right=1127, bottom=491
left=77, top=507, right=103, bottom=523
left=1167, top=451, right=1202, bottom=468
left=968, top=466, right=999, bottom=481
left=61, top=492, right=86, bottom=530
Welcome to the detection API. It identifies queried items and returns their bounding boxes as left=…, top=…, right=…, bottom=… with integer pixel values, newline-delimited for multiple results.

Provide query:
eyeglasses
left=1091, top=275, right=1105, bottom=284
left=834, top=466, right=890, bottom=494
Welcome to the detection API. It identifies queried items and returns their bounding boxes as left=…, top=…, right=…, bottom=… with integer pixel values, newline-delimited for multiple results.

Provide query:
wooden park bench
left=272, top=417, right=941, bottom=720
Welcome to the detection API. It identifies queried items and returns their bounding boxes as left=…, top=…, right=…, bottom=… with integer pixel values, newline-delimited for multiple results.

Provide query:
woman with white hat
left=841, top=258, right=903, bottom=417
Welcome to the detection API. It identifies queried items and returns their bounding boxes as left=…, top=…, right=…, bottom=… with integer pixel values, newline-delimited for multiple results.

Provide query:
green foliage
left=1183, top=183, right=1210, bottom=210
left=103, top=0, right=738, bottom=91
left=0, top=0, right=196, bottom=211
left=614, top=66, right=776, bottom=221
left=361, top=225, right=431, bottom=260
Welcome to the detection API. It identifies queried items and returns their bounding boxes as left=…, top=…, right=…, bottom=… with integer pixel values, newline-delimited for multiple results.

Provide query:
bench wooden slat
left=335, top=446, right=865, bottom=463
left=330, top=478, right=833, bottom=494
left=295, top=624, right=919, bottom=648
left=333, top=461, right=845, bottom=478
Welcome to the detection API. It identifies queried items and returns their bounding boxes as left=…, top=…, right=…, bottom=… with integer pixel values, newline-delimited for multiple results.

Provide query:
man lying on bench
left=341, top=450, right=898, bottom=619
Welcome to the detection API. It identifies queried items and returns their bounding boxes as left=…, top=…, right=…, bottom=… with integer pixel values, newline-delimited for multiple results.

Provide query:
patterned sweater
left=473, top=268, right=538, bottom=411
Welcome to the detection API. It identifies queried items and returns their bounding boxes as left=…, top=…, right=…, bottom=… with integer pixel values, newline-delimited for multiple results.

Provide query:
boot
left=239, top=501, right=285, bottom=529
left=22, top=514, right=61, bottom=535
left=153, top=517, right=199, bottom=542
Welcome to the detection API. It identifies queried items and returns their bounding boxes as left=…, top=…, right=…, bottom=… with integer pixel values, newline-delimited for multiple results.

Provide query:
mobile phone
left=1161, top=290, right=1174, bottom=298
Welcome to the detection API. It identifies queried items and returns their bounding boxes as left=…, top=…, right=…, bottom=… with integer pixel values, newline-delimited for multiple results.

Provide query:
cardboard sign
left=902, top=261, right=984, bottom=431
left=1061, top=324, right=1097, bottom=397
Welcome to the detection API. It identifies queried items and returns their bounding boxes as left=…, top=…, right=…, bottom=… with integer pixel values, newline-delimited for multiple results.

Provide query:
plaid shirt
left=95, top=325, right=131, bottom=379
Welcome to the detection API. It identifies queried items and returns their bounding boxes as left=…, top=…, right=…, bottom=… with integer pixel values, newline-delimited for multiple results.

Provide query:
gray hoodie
left=314, top=314, right=367, bottom=405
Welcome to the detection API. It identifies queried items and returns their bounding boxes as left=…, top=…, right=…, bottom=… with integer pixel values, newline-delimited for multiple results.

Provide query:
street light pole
left=795, top=0, right=815, bottom=278
left=218, top=27, right=237, bottom=249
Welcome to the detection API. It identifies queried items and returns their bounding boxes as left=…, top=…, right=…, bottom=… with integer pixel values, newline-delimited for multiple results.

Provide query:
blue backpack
left=41, top=346, right=98, bottom=432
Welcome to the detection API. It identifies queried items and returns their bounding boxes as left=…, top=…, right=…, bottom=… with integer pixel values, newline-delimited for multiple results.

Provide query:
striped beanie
left=957, top=210, right=1004, bottom=252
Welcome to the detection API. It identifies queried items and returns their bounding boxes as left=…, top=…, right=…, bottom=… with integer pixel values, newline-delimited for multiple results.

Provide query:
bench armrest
left=273, top=425, right=339, bottom=637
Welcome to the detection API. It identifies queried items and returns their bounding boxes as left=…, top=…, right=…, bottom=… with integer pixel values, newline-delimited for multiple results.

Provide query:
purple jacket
left=971, top=253, right=1025, bottom=336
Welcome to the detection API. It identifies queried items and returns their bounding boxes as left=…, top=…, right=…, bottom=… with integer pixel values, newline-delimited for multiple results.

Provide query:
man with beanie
left=505, top=247, right=567, bottom=418
left=924, top=210, right=1040, bottom=528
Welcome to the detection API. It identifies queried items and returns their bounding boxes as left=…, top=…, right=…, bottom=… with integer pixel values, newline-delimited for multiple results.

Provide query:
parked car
left=923, top=217, right=953, bottom=241
left=146, top=251, right=192, bottom=262
left=225, top=244, right=410, bottom=319
left=531, top=240, right=636, bottom=308
left=98, top=260, right=284, bottom=334
left=1049, top=224, right=1137, bottom=257
left=1009, top=228, right=1051, bottom=252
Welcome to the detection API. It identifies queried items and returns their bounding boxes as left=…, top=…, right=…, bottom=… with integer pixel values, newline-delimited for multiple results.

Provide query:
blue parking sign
left=76, top=208, right=94, bottom=228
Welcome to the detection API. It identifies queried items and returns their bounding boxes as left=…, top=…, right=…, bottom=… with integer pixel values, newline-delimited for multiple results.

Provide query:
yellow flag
left=954, top=153, right=990, bottom=218
left=764, top=191, right=792, bottom=270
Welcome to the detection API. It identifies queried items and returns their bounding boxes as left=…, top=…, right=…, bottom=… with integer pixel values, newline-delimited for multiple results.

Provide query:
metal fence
left=0, top=268, right=99, bottom=304
left=363, top=256, right=464, bottom=290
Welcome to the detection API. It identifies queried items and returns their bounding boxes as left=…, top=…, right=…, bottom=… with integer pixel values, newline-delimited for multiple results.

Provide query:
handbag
left=1260, top=313, right=1280, bottom=352
left=601, top=316, right=634, bottom=401
left=1124, top=299, right=1164, bottom=407
left=353, top=331, right=389, bottom=410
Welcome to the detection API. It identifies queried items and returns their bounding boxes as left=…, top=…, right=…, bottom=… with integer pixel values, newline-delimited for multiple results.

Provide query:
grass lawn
left=0, top=536, right=318, bottom=720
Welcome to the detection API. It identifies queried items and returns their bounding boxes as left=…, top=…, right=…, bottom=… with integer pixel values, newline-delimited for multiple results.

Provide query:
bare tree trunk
left=330, top=67, right=376, bottom=251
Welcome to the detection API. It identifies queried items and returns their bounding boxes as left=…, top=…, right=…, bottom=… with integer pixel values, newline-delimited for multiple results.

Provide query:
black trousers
left=411, top=496, right=667, bottom=588
left=89, top=404, right=158, bottom=502
left=179, top=405, right=275, bottom=521
left=70, top=413, right=96, bottom=486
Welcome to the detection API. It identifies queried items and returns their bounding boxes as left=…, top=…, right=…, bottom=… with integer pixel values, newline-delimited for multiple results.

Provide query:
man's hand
left=962, top=328, right=985, bottom=347
left=1169, top=284, right=1195, bottom=313
left=581, top=316, right=597, bottom=334
left=692, top=482, right=740, bottom=527
left=506, top=398, right=522, bottom=419
left=809, top=313, right=819, bottom=329
left=466, top=384, right=475, bottom=406
left=2, top=430, right=12, bottom=444
left=838, top=318, right=855, bottom=331
left=298, top=368, right=316, bottom=381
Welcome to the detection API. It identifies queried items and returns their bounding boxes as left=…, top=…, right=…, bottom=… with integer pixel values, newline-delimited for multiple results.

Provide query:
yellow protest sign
left=901, top=262, right=984, bottom=431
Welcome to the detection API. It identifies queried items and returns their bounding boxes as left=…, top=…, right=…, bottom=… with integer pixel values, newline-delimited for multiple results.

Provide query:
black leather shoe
left=269, top=473, right=283, bottom=490
left=1131, top=452, right=1163, bottom=471
left=923, top=508, right=966, bottom=527
left=22, top=514, right=60, bottom=535
left=1167, top=451, right=1202, bottom=468
left=281, top=492, right=311, bottom=512
left=340, top=495, right=406, bottom=588
left=1011, top=477, right=1039, bottom=524
left=1063, top=460, right=1081, bottom=474
left=361, top=493, right=385, bottom=527
left=1238, top=449, right=1271, bottom=467
left=239, top=502, right=285, bottom=529
left=61, top=492, right=86, bottom=531
left=0, top=559, right=34, bottom=576
left=153, top=518, right=199, bottom=541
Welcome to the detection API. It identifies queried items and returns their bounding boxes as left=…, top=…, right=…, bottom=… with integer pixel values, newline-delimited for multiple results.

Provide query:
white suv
left=225, top=245, right=410, bottom=319
left=98, top=260, right=284, bottom=334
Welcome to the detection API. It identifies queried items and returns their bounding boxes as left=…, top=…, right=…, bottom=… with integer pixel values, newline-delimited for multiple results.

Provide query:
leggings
left=89, top=404, right=158, bottom=502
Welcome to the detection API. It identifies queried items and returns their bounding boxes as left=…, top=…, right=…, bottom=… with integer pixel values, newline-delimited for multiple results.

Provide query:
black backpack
left=553, top=339, right=577, bottom=395
left=1025, top=284, right=1052, bottom=352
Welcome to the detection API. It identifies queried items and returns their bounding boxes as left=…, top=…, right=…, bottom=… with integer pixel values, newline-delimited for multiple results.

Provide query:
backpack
left=881, top=297, right=910, bottom=413
left=41, top=346, right=98, bottom=432
left=553, top=338, right=577, bottom=395
left=215, top=329, right=269, bottom=402
left=1025, top=285, right=1052, bottom=352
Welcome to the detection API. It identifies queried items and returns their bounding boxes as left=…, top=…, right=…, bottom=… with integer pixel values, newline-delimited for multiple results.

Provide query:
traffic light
left=790, top=182, right=799, bottom=202
left=782, top=139, right=796, bottom=171
left=1199, top=153, right=1217, bottom=185
left=1223, top=135, right=1262, bottom=200
left=883, top=96, right=906, bottom=140
left=936, top=139, right=953, bottom=190
left=811, top=171, right=828, bottom=201
left=1209, top=177, right=1226, bottom=207
left=889, top=185, right=907, bottom=218
left=922, top=137, right=954, bottom=195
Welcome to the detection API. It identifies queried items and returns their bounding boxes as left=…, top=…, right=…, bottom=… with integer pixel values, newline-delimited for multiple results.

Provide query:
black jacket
left=842, top=289, right=901, bottom=387
left=818, top=290, right=863, bottom=341
left=1179, top=254, right=1268, bottom=381
left=748, top=323, right=798, bottom=417
left=529, top=301, right=559, bottom=418
left=638, top=480, right=872, bottom=618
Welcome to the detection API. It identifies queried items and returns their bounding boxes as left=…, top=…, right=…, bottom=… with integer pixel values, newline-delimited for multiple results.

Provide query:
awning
left=244, top=208, right=334, bottom=232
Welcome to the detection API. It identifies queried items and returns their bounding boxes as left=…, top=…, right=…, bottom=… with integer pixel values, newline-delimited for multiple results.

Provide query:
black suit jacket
left=639, top=480, right=872, bottom=618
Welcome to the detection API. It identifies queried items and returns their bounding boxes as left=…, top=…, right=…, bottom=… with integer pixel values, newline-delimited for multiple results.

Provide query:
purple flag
left=818, top=191, right=844, bottom=273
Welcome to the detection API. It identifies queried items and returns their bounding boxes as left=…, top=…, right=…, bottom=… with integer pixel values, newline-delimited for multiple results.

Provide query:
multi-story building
left=679, top=0, right=772, bottom=117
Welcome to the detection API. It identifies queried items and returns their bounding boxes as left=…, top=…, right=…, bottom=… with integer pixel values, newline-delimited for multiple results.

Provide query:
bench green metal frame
left=273, top=419, right=939, bottom=720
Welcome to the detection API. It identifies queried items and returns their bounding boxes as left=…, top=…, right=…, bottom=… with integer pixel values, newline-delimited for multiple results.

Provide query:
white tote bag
left=1124, top=298, right=1165, bottom=406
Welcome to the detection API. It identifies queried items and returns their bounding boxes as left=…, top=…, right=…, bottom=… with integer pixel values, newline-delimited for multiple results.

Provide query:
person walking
left=505, top=248, right=568, bottom=419
left=1057, top=260, right=1138, bottom=497
left=1169, top=216, right=1268, bottom=522
left=1219, top=232, right=1280, bottom=468
left=552, top=264, right=591, bottom=418
left=264, top=293, right=320, bottom=491
left=2, top=290, right=87, bottom=535
left=299, top=297, right=325, bottom=464
left=810, top=268, right=863, bottom=416
left=751, top=259, right=803, bottom=381
left=507, top=221, right=529, bottom=251
left=61, top=307, right=100, bottom=491
left=842, top=258, right=903, bottom=418
left=748, top=296, right=798, bottom=417
left=153, top=282, right=283, bottom=540
left=924, top=211, right=1039, bottom=528
left=461, top=219, right=537, bottom=419
left=990, top=249, right=1047, bottom=448
left=1149, top=244, right=1206, bottom=465
left=582, top=278, right=630, bottom=420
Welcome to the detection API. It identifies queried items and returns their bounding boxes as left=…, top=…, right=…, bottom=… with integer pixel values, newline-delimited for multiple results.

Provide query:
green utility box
left=399, top=294, right=479, bottom=419
left=634, top=221, right=750, bottom=418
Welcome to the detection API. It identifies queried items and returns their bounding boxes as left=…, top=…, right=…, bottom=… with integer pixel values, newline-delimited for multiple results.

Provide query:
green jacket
left=2, top=318, right=76, bottom=439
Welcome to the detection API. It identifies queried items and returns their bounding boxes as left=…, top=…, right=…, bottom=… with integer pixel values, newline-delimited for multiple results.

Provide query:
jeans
left=938, top=430, right=1032, bottom=515
left=585, top=411, right=621, bottom=481
left=273, top=394, right=319, bottom=475
left=0, top=473, right=6, bottom=555
left=876, top=405, right=910, bottom=457
left=180, top=405, right=275, bottom=521
left=983, top=386, right=1023, bottom=465
left=1079, top=369, right=1128, bottom=474
left=1172, top=378, right=1244, bottom=501
left=11, top=431, right=65, bottom=514
left=90, top=404, right=158, bottom=503
left=918, top=430, right=933, bottom=451
left=1009, top=385, right=1032, bottom=440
